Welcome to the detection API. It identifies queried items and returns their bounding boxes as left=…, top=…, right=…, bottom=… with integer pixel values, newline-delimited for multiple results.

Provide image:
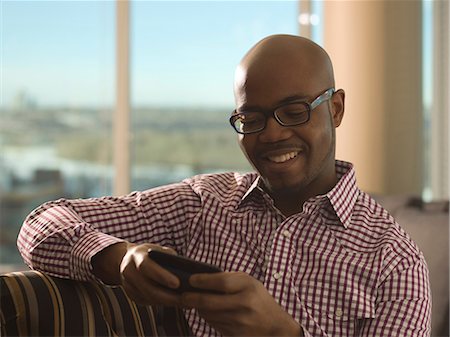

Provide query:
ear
left=330, top=89, right=345, bottom=127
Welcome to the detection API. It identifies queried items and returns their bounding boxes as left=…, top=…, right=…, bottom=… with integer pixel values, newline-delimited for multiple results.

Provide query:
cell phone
left=148, top=249, right=222, bottom=293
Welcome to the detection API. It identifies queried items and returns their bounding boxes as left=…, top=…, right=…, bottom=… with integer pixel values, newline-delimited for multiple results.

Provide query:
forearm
left=17, top=184, right=197, bottom=281
left=18, top=209, right=124, bottom=280
left=17, top=198, right=138, bottom=280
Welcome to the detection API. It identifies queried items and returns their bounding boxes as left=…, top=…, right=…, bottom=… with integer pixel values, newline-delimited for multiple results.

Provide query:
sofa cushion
left=0, top=270, right=192, bottom=336
left=375, top=195, right=449, bottom=337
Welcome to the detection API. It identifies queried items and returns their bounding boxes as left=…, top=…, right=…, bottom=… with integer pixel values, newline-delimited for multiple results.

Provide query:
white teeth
left=268, top=151, right=299, bottom=163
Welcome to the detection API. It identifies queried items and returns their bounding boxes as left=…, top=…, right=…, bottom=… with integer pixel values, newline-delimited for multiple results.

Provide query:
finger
left=189, top=271, right=251, bottom=293
left=120, top=243, right=180, bottom=289
left=135, top=252, right=180, bottom=289
left=122, top=271, right=182, bottom=306
left=181, top=292, right=241, bottom=312
left=148, top=245, right=177, bottom=255
left=145, top=259, right=181, bottom=289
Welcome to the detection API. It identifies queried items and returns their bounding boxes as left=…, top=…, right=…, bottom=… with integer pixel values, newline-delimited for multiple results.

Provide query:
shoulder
left=348, top=192, right=422, bottom=258
left=182, top=171, right=259, bottom=208
left=137, top=172, right=257, bottom=209
left=350, top=192, right=425, bottom=271
left=335, top=191, right=429, bottom=291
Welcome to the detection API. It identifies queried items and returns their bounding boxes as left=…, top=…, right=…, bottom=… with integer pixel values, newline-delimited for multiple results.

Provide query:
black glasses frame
left=229, top=87, right=335, bottom=134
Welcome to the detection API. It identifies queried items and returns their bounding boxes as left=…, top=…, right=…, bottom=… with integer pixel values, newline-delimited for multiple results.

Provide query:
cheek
left=310, top=125, right=335, bottom=159
left=239, top=137, right=258, bottom=164
left=300, top=123, right=334, bottom=159
left=239, top=136, right=252, bottom=157
left=316, top=126, right=333, bottom=144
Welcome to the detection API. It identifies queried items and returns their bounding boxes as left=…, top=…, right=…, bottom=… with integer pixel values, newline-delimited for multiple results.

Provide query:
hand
left=181, top=272, right=303, bottom=336
left=92, top=242, right=183, bottom=306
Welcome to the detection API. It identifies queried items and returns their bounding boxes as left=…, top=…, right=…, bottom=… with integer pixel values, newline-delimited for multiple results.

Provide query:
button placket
left=264, top=218, right=299, bottom=291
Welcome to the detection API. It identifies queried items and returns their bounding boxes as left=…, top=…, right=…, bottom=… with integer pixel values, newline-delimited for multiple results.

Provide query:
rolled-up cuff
left=70, top=231, right=124, bottom=281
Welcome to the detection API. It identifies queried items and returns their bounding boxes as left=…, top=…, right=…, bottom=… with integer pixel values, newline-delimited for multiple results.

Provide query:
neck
left=273, top=195, right=307, bottom=217
left=268, top=173, right=339, bottom=217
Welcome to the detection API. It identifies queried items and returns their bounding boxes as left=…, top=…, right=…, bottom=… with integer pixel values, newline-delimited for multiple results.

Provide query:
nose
left=258, top=116, right=291, bottom=143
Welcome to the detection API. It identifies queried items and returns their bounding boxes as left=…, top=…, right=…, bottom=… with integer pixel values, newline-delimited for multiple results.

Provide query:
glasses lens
left=232, top=111, right=265, bottom=133
left=275, top=102, right=310, bottom=125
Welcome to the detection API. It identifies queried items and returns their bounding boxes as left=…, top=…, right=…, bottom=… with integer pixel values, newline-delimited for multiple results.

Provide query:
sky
left=1, top=0, right=299, bottom=108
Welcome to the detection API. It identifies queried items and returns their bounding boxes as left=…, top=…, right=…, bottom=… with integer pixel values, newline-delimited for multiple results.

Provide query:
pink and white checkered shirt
left=18, top=160, right=431, bottom=336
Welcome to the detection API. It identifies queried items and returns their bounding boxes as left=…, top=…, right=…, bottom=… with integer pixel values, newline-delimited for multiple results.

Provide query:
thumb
left=147, top=244, right=177, bottom=255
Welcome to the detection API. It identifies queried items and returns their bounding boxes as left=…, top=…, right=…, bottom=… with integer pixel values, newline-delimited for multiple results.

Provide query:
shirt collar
left=324, top=160, right=359, bottom=228
left=238, top=160, right=359, bottom=228
left=238, top=176, right=264, bottom=208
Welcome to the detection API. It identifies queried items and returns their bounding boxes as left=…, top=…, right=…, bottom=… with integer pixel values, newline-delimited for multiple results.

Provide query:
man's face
left=234, top=60, right=339, bottom=196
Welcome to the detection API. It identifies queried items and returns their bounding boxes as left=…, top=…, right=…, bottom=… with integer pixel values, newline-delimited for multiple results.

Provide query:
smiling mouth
left=267, top=151, right=299, bottom=163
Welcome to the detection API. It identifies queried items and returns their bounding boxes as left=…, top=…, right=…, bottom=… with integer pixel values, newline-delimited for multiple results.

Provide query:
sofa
left=0, top=270, right=192, bottom=336
left=1, top=195, right=448, bottom=336
left=375, top=195, right=449, bottom=337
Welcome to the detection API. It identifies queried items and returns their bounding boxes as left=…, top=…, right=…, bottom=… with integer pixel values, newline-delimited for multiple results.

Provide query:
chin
left=263, top=177, right=305, bottom=195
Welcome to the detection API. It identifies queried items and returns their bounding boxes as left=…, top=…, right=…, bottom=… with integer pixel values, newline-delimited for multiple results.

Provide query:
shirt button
left=282, top=230, right=291, bottom=238
left=273, top=272, right=282, bottom=280
left=335, top=309, right=343, bottom=317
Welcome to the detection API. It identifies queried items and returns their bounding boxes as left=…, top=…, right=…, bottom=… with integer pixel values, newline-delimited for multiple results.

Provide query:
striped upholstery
left=0, top=270, right=192, bottom=337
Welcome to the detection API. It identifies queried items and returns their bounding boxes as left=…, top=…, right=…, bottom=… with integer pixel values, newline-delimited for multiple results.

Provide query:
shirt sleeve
left=360, top=254, right=432, bottom=337
left=17, top=182, right=201, bottom=281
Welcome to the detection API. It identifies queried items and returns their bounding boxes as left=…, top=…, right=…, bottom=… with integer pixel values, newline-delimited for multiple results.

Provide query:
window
left=3, top=0, right=445, bottom=272
left=1, top=1, right=115, bottom=270
left=422, top=0, right=449, bottom=201
left=0, top=1, right=299, bottom=270
left=130, top=1, right=298, bottom=190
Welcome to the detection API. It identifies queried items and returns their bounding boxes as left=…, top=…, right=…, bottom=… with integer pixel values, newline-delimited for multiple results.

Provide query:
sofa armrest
left=0, top=270, right=192, bottom=337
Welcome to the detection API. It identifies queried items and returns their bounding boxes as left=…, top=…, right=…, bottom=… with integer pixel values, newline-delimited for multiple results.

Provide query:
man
left=18, top=34, right=431, bottom=336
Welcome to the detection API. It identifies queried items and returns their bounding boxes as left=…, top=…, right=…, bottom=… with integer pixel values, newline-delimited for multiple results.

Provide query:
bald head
left=233, top=34, right=345, bottom=205
left=234, top=34, right=335, bottom=104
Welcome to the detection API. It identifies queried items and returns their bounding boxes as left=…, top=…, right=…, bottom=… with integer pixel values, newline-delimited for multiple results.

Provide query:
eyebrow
left=237, top=93, right=310, bottom=112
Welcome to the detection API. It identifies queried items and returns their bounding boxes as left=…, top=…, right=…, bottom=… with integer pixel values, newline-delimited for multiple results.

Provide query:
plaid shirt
left=18, top=160, right=431, bottom=336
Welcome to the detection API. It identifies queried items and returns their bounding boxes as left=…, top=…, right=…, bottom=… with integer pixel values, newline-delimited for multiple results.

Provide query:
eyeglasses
left=229, top=88, right=335, bottom=134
